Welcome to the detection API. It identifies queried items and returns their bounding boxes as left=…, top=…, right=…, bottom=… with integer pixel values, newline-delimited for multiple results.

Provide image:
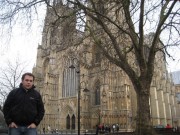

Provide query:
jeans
left=8, top=126, right=37, bottom=135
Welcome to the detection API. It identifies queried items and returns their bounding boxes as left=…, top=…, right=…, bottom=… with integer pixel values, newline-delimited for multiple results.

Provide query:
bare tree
left=0, top=58, right=27, bottom=105
left=0, top=0, right=180, bottom=135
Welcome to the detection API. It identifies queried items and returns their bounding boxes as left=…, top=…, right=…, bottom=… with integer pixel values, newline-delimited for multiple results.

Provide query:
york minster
left=32, top=1, right=180, bottom=133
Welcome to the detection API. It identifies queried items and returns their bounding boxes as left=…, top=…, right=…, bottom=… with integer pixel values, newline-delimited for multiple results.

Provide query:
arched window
left=95, top=80, right=100, bottom=105
left=62, top=58, right=79, bottom=97
left=42, top=58, right=50, bottom=76
left=66, top=115, right=70, bottom=129
left=71, top=114, right=75, bottom=129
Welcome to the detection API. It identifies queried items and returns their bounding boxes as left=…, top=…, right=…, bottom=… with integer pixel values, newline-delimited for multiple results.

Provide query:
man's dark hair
left=21, top=73, right=35, bottom=81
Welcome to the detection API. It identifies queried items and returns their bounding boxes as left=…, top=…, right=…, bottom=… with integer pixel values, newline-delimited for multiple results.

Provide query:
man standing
left=3, top=72, right=45, bottom=135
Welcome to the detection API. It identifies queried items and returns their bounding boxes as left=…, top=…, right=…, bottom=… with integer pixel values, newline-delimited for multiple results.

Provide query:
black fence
left=103, top=128, right=180, bottom=135
left=38, top=130, right=180, bottom=135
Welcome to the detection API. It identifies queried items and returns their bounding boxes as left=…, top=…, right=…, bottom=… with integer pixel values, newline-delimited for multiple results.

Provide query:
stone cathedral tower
left=32, top=1, right=180, bottom=133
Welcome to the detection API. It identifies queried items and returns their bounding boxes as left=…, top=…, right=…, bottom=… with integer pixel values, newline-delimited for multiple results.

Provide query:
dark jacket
left=3, top=84, right=45, bottom=126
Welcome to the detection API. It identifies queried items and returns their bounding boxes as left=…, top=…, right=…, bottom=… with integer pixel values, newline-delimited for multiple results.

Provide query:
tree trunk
left=135, top=89, right=157, bottom=135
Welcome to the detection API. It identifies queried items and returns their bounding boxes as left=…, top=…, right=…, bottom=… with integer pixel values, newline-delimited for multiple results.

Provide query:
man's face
left=22, top=75, right=34, bottom=90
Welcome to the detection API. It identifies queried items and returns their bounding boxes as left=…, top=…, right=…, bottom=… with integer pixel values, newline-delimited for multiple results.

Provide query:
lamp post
left=69, top=64, right=89, bottom=135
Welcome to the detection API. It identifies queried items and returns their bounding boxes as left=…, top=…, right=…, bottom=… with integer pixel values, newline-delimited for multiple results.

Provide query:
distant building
left=171, top=71, right=180, bottom=85
left=32, top=1, right=180, bottom=133
left=170, top=71, right=180, bottom=125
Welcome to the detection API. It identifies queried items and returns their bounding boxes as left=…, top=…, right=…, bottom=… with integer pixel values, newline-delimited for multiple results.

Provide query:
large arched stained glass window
left=62, top=58, right=79, bottom=97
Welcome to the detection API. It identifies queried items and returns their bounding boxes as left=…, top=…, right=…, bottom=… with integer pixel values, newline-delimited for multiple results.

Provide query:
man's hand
left=9, top=122, right=18, bottom=128
left=27, top=123, right=36, bottom=128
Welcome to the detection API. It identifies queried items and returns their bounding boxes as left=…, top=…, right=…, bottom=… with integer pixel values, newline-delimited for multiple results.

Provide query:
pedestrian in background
left=116, top=124, right=119, bottom=132
left=112, top=124, right=116, bottom=133
left=48, top=125, right=51, bottom=133
left=166, top=124, right=171, bottom=128
left=3, top=72, right=45, bottom=135
left=95, top=125, right=99, bottom=135
left=43, top=127, right=45, bottom=134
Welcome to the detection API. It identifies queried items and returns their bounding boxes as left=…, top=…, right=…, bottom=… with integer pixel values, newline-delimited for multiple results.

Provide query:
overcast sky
left=0, top=22, right=43, bottom=72
left=166, top=47, right=180, bottom=72
left=0, top=4, right=46, bottom=73
left=0, top=5, right=179, bottom=74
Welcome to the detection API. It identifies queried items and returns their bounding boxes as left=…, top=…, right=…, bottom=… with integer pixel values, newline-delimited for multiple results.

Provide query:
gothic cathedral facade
left=32, top=1, right=180, bottom=133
